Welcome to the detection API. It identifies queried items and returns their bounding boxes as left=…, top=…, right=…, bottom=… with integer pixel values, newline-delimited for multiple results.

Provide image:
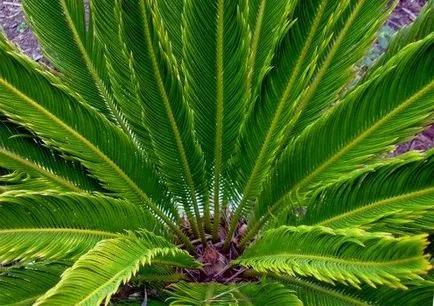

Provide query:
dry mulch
left=0, top=0, right=432, bottom=153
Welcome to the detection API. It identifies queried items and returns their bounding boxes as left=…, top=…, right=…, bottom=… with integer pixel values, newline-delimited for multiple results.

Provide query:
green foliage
left=35, top=233, right=199, bottom=305
left=275, top=272, right=434, bottom=306
left=167, top=282, right=302, bottom=306
left=0, top=119, right=102, bottom=193
left=0, top=191, right=159, bottom=263
left=0, top=262, right=68, bottom=305
left=0, top=0, right=433, bottom=305
left=295, top=150, right=434, bottom=233
left=236, top=226, right=430, bottom=289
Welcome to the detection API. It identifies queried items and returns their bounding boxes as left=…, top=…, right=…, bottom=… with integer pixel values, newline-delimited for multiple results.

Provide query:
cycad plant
left=0, top=0, right=433, bottom=304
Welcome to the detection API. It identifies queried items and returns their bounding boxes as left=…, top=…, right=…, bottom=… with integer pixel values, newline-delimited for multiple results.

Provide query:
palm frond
left=275, top=273, right=434, bottom=306
left=167, top=281, right=302, bottom=306
left=274, top=275, right=369, bottom=306
left=0, top=34, right=194, bottom=245
left=90, top=0, right=152, bottom=152
left=119, top=0, right=209, bottom=239
left=182, top=0, right=250, bottom=234
left=35, top=233, right=199, bottom=305
left=236, top=226, right=431, bottom=289
left=156, top=0, right=183, bottom=63
left=227, top=0, right=392, bottom=244
left=0, top=171, right=57, bottom=193
left=0, top=191, right=159, bottom=263
left=273, top=0, right=393, bottom=145
left=0, top=119, right=101, bottom=193
left=248, top=29, right=434, bottom=240
left=360, top=272, right=434, bottom=305
left=21, top=0, right=126, bottom=129
left=0, top=262, right=67, bottom=306
left=133, top=266, right=185, bottom=285
left=294, top=150, right=434, bottom=234
left=247, top=0, right=297, bottom=103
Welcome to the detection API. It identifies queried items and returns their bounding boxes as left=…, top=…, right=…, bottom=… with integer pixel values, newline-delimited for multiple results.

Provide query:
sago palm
left=0, top=0, right=433, bottom=304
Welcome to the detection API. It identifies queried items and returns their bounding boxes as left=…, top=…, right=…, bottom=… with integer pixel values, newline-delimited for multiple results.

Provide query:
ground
left=0, top=0, right=432, bottom=152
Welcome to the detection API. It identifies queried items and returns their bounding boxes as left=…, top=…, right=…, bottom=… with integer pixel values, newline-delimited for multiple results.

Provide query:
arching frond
left=226, top=0, right=392, bottom=244
left=274, top=275, right=369, bottom=306
left=182, top=0, right=250, bottom=234
left=21, top=0, right=123, bottom=127
left=236, top=226, right=430, bottom=289
left=247, top=0, right=297, bottom=103
left=90, top=0, right=155, bottom=157
left=0, top=262, right=67, bottom=306
left=35, top=234, right=199, bottom=306
left=0, top=34, right=193, bottom=244
left=248, top=30, right=434, bottom=240
left=0, top=191, right=159, bottom=263
left=156, top=0, right=183, bottom=63
left=361, top=272, right=434, bottom=305
left=0, top=171, right=57, bottom=193
left=275, top=273, right=434, bottom=306
left=167, top=281, right=302, bottom=306
left=119, top=0, right=209, bottom=239
left=0, top=119, right=101, bottom=193
left=295, top=150, right=434, bottom=233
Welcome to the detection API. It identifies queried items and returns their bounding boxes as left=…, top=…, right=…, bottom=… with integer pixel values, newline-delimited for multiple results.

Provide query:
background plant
left=0, top=0, right=433, bottom=305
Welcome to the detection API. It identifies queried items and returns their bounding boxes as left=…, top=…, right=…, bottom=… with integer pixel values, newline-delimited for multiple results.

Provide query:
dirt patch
left=0, top=0, right=48, bottom=64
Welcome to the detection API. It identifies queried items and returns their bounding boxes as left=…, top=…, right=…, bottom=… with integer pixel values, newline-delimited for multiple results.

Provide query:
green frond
left=167, top=281, right=302, bottom=306
left=21, top=0, right=123, bottom=127
left=0, top=171, right=56, bottom=193
left=276, top=273, right=434, bottom=306
left=249, top=28, right=434, bottom=238
left=247, top=0, right=297, bottom=103
left=272, top=0, right=393, bottom=146
left=366, top=272, right=434, bottom=305
left=236, top=226, right=431, bottom=289
left=133, top=266, right=185, bottom=285
left=231, top=0, right=391, bottom=215
left=0, top=262, right=67, bottom=306
left=0, top=35, right=190, bottom=241
left=35, top=234, right=199, bottom=306
left=119, top=0, right=209, bottom=238
left=0, top=119, right=102, bottom=193
left=293, top=150, right=434, bottom=234
left=274, top=275, right=369, bottom=306
left=0, top=191, right=160, bottom=263
left=156, top=0, right=183, bottom=63
left=90, top=0, right=155, bottom=158
left=182, top=0, right=250, bottom=231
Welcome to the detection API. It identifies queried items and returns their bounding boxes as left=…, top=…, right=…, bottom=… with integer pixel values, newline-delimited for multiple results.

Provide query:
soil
left=0, top=0, right=432, bottom=153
